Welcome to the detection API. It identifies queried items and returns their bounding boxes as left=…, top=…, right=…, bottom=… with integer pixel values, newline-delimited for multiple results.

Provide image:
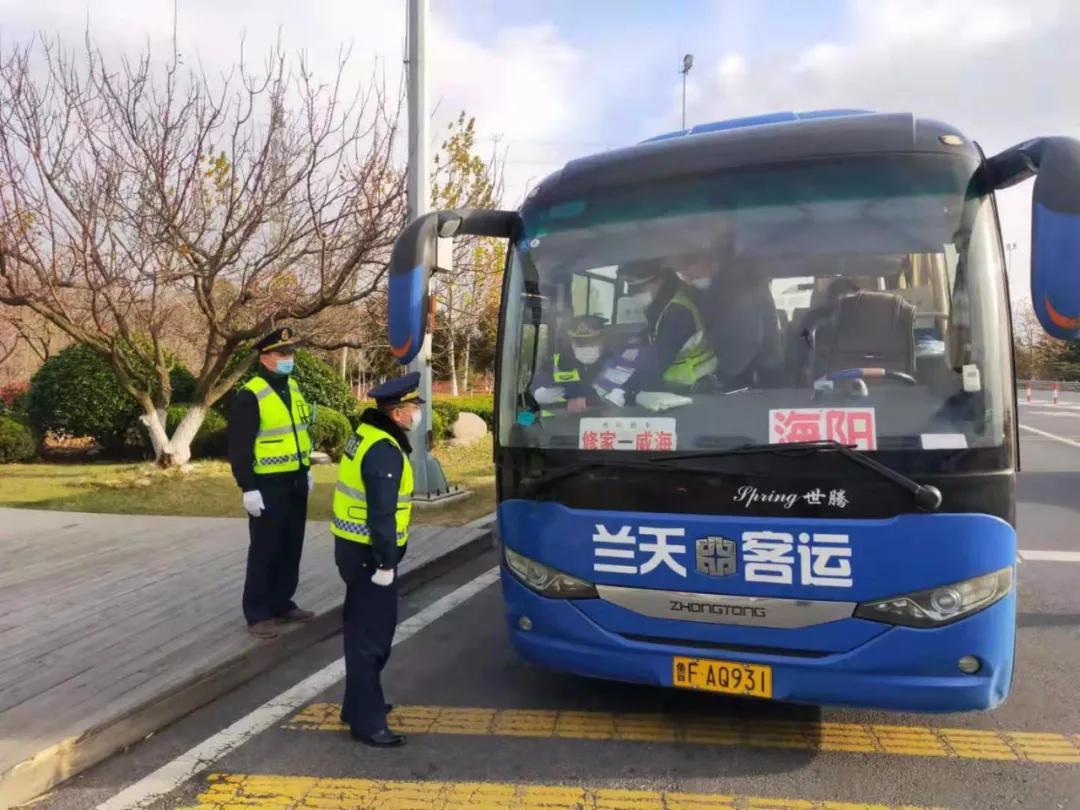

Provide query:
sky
left=1, top=0, right=1077, bottom=304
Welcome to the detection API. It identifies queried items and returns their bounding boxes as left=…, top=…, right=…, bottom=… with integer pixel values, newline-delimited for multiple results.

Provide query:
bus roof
left=526, top=112, right=979, bottom=207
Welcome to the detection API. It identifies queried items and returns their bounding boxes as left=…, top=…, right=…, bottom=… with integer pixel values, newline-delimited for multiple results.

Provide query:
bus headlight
left=504, top=547, right=598, bottom=599
left=854, top=567, right=1013, bottom=628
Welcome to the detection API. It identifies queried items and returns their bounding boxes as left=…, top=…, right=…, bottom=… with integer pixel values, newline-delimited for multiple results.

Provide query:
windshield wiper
left=653, top=440, right=943, bottom=512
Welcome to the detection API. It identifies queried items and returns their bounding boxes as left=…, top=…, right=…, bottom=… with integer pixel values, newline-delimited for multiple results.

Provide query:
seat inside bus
left=811, top=291, right=917, bottom=379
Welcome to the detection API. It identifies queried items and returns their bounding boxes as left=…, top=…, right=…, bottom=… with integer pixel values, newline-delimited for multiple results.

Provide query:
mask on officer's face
left=678, top=273, right=712, bottom=291
left=275, top=358, right=295, bottom=375
left=572, top=345, right=602, bottom=365
left=403, top=408, right=422, bottom=432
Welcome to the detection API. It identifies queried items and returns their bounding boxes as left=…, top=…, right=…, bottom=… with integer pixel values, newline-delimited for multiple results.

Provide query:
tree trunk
left=139, top=407, right=170, bottom=460
left=462, top=332, right=472, bottom=394
left=141, top=403, right=207, bottom=467
left=447, top=330, right=459, bottom=396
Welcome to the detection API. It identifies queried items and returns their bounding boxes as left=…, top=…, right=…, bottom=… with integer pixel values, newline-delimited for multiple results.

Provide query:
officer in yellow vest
left=614, top=259, right=718, bottom=393
left=332, top=372, right=421, bottom=748
left=228, top=327, right=315, bottom=639
left=533, top=315, right=609, bottom=413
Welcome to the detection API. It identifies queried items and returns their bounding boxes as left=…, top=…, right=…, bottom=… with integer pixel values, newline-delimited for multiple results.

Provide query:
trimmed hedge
left=0, top=415, right=36, bottom=463
left=27, top=344, right=139, bottom=450
left=170, top=366, right=197, bottom=403
left=311, top=405, right=352, bottom=461
left=430, top=408, right=448, bottom=443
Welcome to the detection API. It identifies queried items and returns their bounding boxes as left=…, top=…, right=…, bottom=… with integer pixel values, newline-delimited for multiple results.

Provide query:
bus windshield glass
left=498, top=154, right=1012, bottom=466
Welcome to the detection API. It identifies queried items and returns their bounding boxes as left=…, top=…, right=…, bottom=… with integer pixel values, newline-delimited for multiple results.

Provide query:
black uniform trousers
left=242, top=477, right=308, bottom=625
left=335, top=536, right=405, bottom=736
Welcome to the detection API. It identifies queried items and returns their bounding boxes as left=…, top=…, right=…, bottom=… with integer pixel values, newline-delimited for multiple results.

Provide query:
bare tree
left=0, top=35, right=405, bottom=464
left=430, top=112, right=504, bottom=395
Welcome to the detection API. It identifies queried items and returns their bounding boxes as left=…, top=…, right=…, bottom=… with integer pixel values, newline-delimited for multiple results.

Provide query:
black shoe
left=385, top=703, right=394, bottom=713
left=351, top=728, right=405, bottom=747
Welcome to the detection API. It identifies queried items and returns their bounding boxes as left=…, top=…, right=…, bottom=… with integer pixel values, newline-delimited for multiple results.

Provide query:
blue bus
left=388, top=111, right=1080, bottom=712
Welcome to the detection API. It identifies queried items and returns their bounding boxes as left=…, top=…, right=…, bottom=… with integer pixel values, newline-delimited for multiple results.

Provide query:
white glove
left=307, top=470, right=315, bottom=494
left=242, top=490, right=265, bottom=517
left=371, top=567, right=395, bottom=587
left=533, top=386, right=565, bottom=405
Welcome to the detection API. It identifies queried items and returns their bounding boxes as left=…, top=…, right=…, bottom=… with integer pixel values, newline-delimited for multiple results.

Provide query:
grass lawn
left=0, top=437, right=496, bottom=527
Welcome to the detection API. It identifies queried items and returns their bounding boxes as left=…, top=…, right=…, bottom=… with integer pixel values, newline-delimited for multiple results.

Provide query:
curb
left=5, top=521, right=496, bottom=809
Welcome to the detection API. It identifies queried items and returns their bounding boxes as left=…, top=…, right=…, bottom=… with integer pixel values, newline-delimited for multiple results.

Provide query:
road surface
left=28, top=399, right=1080, bottom=810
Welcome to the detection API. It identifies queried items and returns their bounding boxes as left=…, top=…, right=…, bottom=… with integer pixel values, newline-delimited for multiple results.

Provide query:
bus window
left=571, top=268, right=617, bottom=321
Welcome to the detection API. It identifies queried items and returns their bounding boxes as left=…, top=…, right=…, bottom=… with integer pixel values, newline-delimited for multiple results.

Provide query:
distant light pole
left=1005, top=241, right=1018, bottom=275
left=680, top=54, right=694, bottom=130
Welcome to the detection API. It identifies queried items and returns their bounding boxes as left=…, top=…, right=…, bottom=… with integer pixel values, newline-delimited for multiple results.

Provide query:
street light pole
left=680, top=53, right=694, bottom=130
left=405, top=0, right=450, bottom=499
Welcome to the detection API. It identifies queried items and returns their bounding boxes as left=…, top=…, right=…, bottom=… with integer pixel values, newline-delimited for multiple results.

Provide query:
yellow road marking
left=282, top=703, right=1080, bottom=765
left=182, top=773, right=946, bottom=810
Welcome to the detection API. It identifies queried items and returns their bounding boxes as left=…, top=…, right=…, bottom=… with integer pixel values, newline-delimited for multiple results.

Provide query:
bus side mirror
left=387, top=209, right=519, bottom=365
left=387, top=213, right=441, bottom=366
left=1031, top=139, right=1080, bottom=340
left=985, top=137, right=1080, bottom=341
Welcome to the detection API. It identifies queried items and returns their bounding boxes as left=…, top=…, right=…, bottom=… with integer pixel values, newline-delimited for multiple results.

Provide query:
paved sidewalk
left=0, top=508, right=493, bottom=807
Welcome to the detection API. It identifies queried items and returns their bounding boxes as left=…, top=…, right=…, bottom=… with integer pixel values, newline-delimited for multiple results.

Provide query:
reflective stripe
left=257, top=426, right=296, bottom=439
left=336, top=481, right=412, bottom=503
left=336, top=482, right=366, bottom=501
left=254, top=386, right=274, bottom=400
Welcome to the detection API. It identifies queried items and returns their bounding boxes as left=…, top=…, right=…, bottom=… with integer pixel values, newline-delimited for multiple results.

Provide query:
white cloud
left=674, top=0, right=1080, bottom=303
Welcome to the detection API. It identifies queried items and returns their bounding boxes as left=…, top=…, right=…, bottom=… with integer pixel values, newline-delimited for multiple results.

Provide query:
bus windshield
left=498, top=154, right=1012, bottom=467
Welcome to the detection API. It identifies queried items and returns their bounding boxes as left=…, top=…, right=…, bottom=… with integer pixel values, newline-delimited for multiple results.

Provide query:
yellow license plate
left=672, top=656, right=773, bottom=699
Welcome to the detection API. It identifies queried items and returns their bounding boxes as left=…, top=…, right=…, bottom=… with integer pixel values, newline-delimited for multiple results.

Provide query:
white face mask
left=400, top=408, right=421, bottom=432
left=679, top=273, right=712, bottom=290
left=573, top=345, right=602, bottom=365
left=632, top=290, right=654, bottom=307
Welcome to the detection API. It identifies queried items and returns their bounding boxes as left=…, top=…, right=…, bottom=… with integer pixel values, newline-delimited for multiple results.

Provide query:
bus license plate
left=672, top=656, right=772, bottom=699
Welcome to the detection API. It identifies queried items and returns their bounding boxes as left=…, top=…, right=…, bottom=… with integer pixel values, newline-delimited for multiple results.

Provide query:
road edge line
left=1020, top=422, right=1080, bottom=450
left=95, top=565, right=501, bottom=810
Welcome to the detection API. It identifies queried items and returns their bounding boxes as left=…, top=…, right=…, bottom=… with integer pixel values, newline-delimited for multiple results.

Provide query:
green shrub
left=0, top=415, right=36, bottom=462
left=310, top=405, right=352, bottom=461
left=27, top=344, right=139, bottom=450
left=169, top=366, right=197, bottom=403
left=431, top=401, right=459, bottom=442
left=165, top=406, right=228, bottom=459
left=430, top=408, right=448, bottom=443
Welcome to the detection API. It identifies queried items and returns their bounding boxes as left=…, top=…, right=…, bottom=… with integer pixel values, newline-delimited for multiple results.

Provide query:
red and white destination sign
left=579, top=417, right=677, bottom=452
left=769, top=408, right=877, bottom=450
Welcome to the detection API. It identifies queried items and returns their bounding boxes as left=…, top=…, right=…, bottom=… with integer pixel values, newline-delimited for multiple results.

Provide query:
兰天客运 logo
left=695, top=536, right=737, bottom=577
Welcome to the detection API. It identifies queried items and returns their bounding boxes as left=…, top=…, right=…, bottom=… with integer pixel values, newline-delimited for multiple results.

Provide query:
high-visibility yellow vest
left=655, top=292, right=719, bottom=388
left=551, top=353, right=581, bottom=383
left=332, top=422, right=414, bottom=547
left=243, top=376, right=313, bottom=475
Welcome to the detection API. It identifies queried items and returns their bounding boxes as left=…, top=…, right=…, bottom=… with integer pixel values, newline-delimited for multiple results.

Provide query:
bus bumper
left=501, top=571, right=1015, bottom=713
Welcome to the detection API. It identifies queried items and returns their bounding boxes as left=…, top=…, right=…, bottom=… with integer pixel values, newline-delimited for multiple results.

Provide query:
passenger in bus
left=533, top=315, right=610, bottom=413
left=673, top=226, right=784, bottom=388
left=609, top=260, right=718, bottom=395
